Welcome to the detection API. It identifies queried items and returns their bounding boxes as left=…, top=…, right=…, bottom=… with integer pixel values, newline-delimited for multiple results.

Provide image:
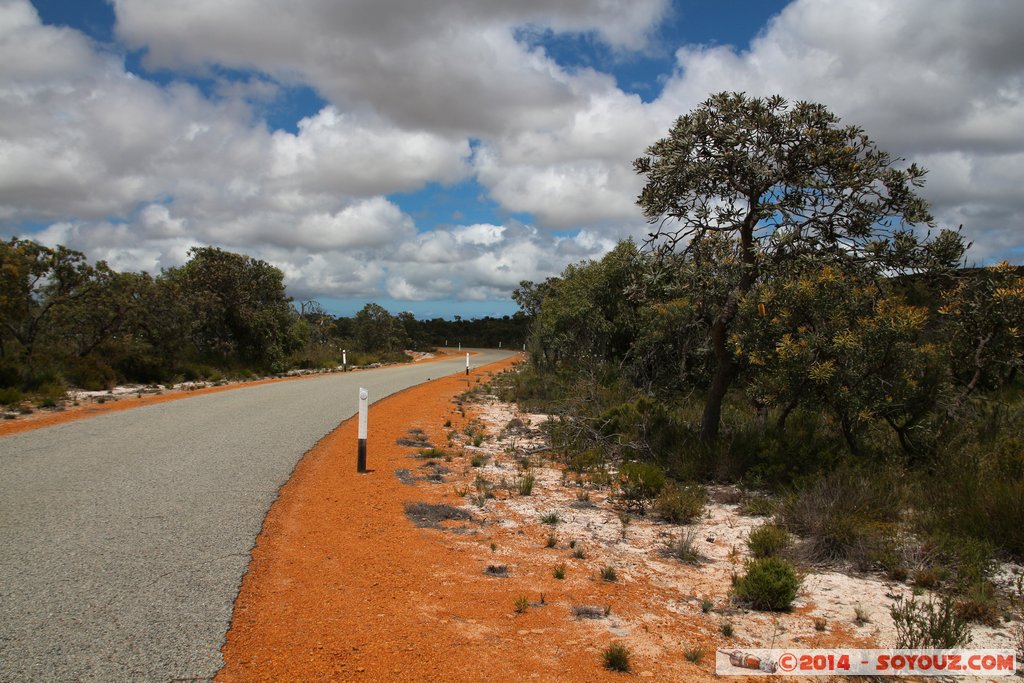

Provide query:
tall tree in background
left=0, top=239, right=97, bottom=378
left=634, top=92, right=964, bottom=441
left=166, top=246, right=300, bottom=370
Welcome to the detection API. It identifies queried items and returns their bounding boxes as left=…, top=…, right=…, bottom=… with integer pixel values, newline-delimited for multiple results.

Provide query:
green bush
left=618, top=461, right=666, bottom=512
left=0, top=387, right=23, bottom=406
left=734, top=557, right=800, bottom=611
left=747, top=524, right=790, bottom=559
left=916, top=421, right=1024, bottom=560
left=738, top=493, right=776, bottom=517
left=654, top=482, right=705, bottom=523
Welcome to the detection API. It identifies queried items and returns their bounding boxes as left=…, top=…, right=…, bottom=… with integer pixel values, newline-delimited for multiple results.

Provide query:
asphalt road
left=0, top=349, right=514, bottom=682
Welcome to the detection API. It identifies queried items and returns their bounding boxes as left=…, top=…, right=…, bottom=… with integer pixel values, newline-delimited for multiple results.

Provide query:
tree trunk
left=700, top=328, right=734, bottom=442
left=698, top=209, right=760, bottom=442
left=839, top=413, right=860, bottom=455
left=776, top=399, right=798, bottom=431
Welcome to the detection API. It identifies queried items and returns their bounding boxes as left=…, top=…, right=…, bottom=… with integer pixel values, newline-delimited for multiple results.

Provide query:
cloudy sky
left=2, top=0, right=1022, bottom=317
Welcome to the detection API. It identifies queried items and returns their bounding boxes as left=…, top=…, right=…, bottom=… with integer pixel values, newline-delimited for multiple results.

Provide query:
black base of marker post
left=357, top=438, right=367, bottom=473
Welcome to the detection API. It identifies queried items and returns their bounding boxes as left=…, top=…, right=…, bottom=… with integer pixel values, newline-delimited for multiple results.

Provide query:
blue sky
left=3, top=1, right=1023, bottom=318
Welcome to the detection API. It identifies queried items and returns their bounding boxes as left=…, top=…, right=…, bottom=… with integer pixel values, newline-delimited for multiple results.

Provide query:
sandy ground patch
left=217, top=365, right=1022, bottom=681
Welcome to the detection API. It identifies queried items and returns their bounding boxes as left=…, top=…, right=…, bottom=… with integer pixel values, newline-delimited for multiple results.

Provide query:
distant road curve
left=0, top=349, right=516, bottom=682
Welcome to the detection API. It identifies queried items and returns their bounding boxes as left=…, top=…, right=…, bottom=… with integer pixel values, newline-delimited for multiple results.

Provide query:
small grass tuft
left=602, top=642, right=630, bottom=672
left=684, top=646, right=705, bottom=664
left=667, top=528, right=704, bottom=564
left=600, top=565, right=618, bottom=582
left=513, top=595, right=530, bottom=614
left=540, top=511, right=560, bottom=525
left=720, top=621, right=734, bottom=637
left=484, top=564, right=508, bottom=577
left=517, top=473, right=536, bottom=496
left=545, top=533, right=557, bottom=548
left=553, top=564, right=566, bottom=580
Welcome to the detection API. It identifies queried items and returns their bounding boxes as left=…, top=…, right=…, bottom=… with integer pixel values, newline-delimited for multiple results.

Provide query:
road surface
left=0, top=349, right=514, bottom=682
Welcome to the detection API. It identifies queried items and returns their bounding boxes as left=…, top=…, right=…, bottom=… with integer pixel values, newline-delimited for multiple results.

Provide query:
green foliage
left=634, top=91, right=963, bottom=440
left=890, top=594, right=972, bottom=649
left=738, top=494, right=776, bottom=517
left=525, top=241, right=645, bottom=368
left=353, top=303, right=410, bottom=354
left=617, top=461, right=666, bottom=512
left=916, top=406, right=1024, bottom=558
left=747, top=524, right=790, bottom=559
left=737, top=267, right=946, bottom=455
left=940, top=262, right=1024, bottom=412
left=167, top=246, right=301, bottom=371
left=734, top=557, right=801, bottom=611
left=654, top=482, right=706, bottom=524
left=0, top=387, right=22, bottom=406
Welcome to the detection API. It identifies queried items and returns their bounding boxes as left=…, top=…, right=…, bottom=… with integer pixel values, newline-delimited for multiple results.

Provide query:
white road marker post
left=465, top=352, right=470, bottom=376
left=343, top=349, right=347, bottom=372
left=357, top=388, right=368, bottom=472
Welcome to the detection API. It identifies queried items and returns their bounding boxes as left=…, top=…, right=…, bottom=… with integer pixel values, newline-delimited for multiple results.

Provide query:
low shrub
left=747, top=524, right=790, bottom=559
left=734, top=557, right=801, bottom=611
left=738, top=494, right=776, bottom=517
left=517, top=473, right=536, bottom=496
left=618, top=461, right=666, bottom=513
left=0, top=387, right=24, bottom=406
left=779, top=468, right=901, bottom=565
left=890, top=594, right=972, bottom=649
left=654, top=482, right=706, bottom=524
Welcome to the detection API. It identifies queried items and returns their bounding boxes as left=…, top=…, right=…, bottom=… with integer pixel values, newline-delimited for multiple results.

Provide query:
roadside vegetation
left=0, top=241, right=527, bottom=408
left=502, top=92, right=1023, bottom=626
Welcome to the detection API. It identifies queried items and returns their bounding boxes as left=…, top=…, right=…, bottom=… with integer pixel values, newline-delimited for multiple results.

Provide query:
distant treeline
left=0, top=238, right=527, bottom=399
